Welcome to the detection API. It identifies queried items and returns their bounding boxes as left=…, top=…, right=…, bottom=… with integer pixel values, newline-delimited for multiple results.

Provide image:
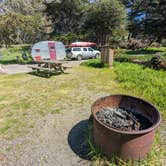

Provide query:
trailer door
left=48, top=42, right=56, bottom=60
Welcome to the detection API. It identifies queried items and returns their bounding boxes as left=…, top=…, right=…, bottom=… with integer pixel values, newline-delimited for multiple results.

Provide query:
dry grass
left=0, top=63, right=165, bottom=165
left=0, top=66, right=120, bottom=139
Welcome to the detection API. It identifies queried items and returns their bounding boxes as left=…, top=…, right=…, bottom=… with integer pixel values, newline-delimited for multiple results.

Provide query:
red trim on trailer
left=48, top=42, right=56, bottom=60
left=35, top=56, right=41, bottom=61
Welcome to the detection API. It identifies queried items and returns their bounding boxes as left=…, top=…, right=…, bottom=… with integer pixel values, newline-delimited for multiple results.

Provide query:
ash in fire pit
left=96, top=107, right=152, bottom=131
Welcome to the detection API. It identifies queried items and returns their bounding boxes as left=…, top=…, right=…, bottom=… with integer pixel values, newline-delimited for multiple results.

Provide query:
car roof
left=71, top=47, right=91, bottom=49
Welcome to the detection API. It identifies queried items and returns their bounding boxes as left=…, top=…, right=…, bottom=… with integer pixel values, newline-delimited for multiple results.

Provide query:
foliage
left=84, top=0, right=126, bottom=45
left=114, top=62, right=166, bottom=115
left=114, top=47, right=166, bottom=61
left=161, top=39, right=166, bottom=47
left=81, top=59, right=108, bottom=68
left=150, top=55, right=166, bottom=70
left=121, top=0, right=166, bottom=42
left=142, top=0, right=166, bottom=42
left=0, top=45, right=31, bottom=64
left=0, top=0, right=45, bottom=46
left=1, top=0, right=44, bottom=15
left=119, top=38, right=149, bottom=50
left=0, top=13, right=43, bottom=46
left=44, top=0, right=88, bottom=34
left=51, top=33, right=88, bottom=45
left=109, top=28, right=128, bottom=48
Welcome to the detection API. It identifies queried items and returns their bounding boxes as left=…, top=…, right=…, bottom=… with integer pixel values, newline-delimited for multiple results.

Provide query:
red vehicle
left=67, top=42, right=97, bottom=47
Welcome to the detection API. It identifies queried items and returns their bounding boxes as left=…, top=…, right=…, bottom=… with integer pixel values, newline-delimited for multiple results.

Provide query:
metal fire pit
left=91, top=94, right=161, bottom=161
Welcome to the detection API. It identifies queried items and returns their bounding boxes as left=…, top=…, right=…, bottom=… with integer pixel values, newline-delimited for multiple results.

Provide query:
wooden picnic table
left=29, top=60, right=70, bottom=76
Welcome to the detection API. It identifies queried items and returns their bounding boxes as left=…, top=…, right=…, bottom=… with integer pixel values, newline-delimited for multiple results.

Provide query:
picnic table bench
left=29, top=60, right=71, bottom=76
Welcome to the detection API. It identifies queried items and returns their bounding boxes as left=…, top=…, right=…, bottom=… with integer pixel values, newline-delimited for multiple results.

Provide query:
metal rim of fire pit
left=91, top=94, right=161, bottom=135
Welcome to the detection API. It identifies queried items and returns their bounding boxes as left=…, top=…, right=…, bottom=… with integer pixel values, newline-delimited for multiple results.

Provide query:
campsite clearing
left=0, top=60, right=165, bottom=165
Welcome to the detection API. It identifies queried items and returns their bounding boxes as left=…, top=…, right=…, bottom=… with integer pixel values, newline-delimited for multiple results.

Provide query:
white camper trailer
left=31, top=41, right=66, bottom=61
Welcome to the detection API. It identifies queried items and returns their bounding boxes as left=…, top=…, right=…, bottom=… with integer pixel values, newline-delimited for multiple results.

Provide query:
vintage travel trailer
left=31, top=41, right=66, bottom=61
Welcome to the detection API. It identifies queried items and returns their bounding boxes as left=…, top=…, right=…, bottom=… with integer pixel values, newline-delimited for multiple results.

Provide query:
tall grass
left=114, top=62, right=166, bottom=117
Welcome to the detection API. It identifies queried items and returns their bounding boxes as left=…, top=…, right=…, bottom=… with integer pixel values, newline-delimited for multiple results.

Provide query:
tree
left=0, top=0, right=45, bottom=46
left=44, top=0, right=88, bottom=34
left=2, top=0, right=44, bottom=15
left=142, top=0, right=166, bottom=42
left=0, top=13, right=43, bottom=47
left=84, top=0, right=126, bottom=46
left=121, top=0, right=166, bottom=42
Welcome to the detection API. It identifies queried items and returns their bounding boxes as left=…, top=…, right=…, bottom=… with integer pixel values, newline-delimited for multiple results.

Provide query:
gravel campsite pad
left=0, top=61, right=165, bottom=165
left=0, top=63, right=112, bottom=166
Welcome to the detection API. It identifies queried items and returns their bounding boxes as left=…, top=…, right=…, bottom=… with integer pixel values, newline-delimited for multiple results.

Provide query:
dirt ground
left=0, top=60, right=109, bottom=166
left=0, top=60, right=83, bottom=75
left=0, top=61, right=165, bottom=166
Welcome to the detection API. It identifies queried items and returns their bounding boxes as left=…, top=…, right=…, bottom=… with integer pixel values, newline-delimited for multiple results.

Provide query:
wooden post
left=101, top=46, right=114, bottom=68
left=101, top=45, right=109, bottom=64
left=109, top=49, right=114, bottom=68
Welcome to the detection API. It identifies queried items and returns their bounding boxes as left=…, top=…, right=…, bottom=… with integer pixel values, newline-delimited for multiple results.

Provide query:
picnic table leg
left=59, top=65, right=65, bottom=73
left=36, top=62, right=41, bottom=74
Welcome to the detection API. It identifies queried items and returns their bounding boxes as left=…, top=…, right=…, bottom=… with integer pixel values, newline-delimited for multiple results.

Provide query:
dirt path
left=0, top=64, right=110, bottom=166
left=1, top=60, right=84, bottom=75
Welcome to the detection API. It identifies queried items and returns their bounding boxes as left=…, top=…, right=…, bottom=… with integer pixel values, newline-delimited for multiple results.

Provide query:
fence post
left=109, top=49, right=114, bottom=68
left=101, top=46, right=114, bottom=68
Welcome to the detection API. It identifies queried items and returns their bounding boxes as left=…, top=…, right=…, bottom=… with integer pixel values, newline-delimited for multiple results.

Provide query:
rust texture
left=91, top=94, right=161, bottom=161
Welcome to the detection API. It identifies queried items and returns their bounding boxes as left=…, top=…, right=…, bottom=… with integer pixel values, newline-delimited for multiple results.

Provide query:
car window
left=83, top=48, right=87, bottom=51
left=73, top=48, right=81, bottom=51
left=88, top=48, right=93, bottom=51
left=66, top=48, right=71, bottom=53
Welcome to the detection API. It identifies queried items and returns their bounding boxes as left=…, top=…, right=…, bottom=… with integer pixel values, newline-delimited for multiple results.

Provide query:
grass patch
left=115, top=47, right=166, bottom=62
left=114, top=62, right=166, bottom=117
left=0, top=57, right=165, bottom=164
left=0, top=73, right=77, bottom=138
left=0, top=45, right=32, bottom=64
left=80, top=59, right=109, bottom=68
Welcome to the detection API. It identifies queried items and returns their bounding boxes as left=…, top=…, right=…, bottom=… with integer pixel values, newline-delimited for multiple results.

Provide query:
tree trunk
left=101, top=46, right=114, bottom=68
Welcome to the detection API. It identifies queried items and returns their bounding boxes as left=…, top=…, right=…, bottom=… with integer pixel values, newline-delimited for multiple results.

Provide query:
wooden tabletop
left=35, top=60, right=67, bottom=65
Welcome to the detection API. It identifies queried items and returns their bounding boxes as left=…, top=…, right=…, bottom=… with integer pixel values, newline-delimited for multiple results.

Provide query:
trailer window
left=50, top=46, right=55, bottom=49
left=35, top=49, right=40, bottom=52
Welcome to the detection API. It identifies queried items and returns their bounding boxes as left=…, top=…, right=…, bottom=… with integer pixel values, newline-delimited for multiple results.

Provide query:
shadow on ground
left=0, top=59, right=36, bottom=65
left=68, top=120, right=91, bottom=160
left=28, top=71, right=69, bottom=78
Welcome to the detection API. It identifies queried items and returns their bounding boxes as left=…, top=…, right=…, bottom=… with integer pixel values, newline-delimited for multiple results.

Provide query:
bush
left=119, top=39, right=148, bottom=50
left=150, top=55, right=166, bottom=70
left=161, top=39, right=166, bottom=47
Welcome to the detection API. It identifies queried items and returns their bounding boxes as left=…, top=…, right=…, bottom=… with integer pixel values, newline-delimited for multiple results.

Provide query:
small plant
left=51, top=109, right=61, bottom=114
left=81, top=59, right=109, bottom=68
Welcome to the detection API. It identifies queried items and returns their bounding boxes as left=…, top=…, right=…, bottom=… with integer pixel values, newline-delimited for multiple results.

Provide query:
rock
left=0, top=64, right=8, bottom=74
left=96, top=107, right=152, bottom=131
